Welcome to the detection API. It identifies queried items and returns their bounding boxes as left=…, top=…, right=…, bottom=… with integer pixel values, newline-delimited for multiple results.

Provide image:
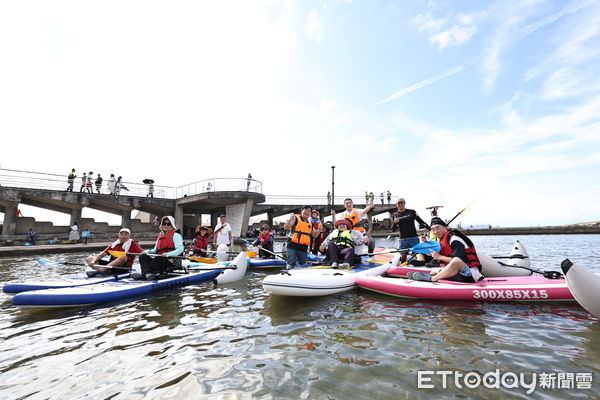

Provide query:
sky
left=1, top=0, right=599, bottom=227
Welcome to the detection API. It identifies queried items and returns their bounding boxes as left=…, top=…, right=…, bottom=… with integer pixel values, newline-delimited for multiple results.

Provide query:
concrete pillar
left=174, top=204, right=184, bottom=234
left=121, top=210, right=131, bottom=228
left=1, top=203, right=18, bottom=235
left=70, top=208, right=82, bottom=226
left=267, top=213, right=273, bottom=228
left=226, top=199, right=254, bottom=238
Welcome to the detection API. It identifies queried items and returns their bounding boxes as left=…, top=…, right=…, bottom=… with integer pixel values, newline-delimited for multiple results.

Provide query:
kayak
left=387, top=240, right=532, bottom=278
left=11, top=252, right=248, bottom=307
left=561, top=259, right=600, bottom=318
left=356, top=274, right=574, bottom=302
left=262, top=252, right=400, bottom=297
left=12, top=269, right=221, bottom=307
left=3, top=273, right=130, bottom=294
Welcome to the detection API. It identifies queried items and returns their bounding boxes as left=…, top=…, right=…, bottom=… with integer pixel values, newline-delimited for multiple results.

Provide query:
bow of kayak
left=561, top=259, right=600, bottom=318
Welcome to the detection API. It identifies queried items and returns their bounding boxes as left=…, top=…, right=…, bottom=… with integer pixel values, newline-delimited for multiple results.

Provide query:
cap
left=119, top=228, right=131, bottom=234
left=397, top=198, right=406, bottom=204
left=334, top=218, right=353, bottom=229
left=430, top=217, right=447, bottom=227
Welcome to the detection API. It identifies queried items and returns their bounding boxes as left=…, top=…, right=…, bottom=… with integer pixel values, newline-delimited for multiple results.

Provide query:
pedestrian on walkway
left=79, top=172, right=87, bottom=192
left=246, top=173, right=252, bottom=191
left=364, top=191, right=369, bottom=204
left=85, top=172, right=94, bottom=193
left=95, top=174, right=103, bottom=194
left=327, top=191, right=331, bottom=206
left=380, top=192, right=384, bottom=205
left=369, top=191, right=375, bottom=202
left=69, top=221, right=80, bottom=242
left=114, top=176, right=122, bottom=197
left=387, top=190, right=391, bottom=205
left=66, top=169, right=76, bottom=192
left=147, top=182, right=154, bottom=198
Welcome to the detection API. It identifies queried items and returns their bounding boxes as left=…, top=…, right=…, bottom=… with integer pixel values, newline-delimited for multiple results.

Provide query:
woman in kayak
left=253, top=224, right=274, bottom=259
left=133, top=216, right=184, bottom=280
left=189, top=225, right=212, bottom=256
left=319, top=218, right=364, bottom=268
left=408, top=217, right=483, bottom=283
left=85, top=228, right=144, bottom=276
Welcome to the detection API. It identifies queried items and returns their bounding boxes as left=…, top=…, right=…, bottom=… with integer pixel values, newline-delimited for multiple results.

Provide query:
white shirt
left=337, top=208, right=366, bottom=221
left=214, top=223, right=232, bottom=245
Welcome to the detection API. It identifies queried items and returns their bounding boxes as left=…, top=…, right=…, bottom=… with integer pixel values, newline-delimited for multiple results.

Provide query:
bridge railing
left=175, top=178, right=263, bottom=198
left=0, top=168, right=176, bottom=198
left=263, top=194, right=377, bottom=206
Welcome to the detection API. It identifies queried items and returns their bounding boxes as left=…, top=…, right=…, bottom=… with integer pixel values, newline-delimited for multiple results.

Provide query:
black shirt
left=392, top=209, right=430, bottom=238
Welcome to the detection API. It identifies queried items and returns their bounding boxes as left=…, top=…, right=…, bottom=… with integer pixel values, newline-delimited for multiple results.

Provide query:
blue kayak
left=248, top=258, right=287, bottom=268
left=3, top=273, right=131, bottom=294
left=12, top=270, right=221, bottom=307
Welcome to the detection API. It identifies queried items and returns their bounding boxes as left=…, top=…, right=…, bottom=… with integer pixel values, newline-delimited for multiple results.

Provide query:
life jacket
left=289, top=215, right=313, bottom=246
left=332, top=230, right=355, bottom=248
left=439, top=230, right=482, bottom=271
left=108, top=240, right=138, bottom=268
left=157, top=229, right=177, bottom=254
left=191, top=234, right=209, bottom=253
left=68, top=173, right=76, bottom=182
left=345, top=209, right=366, bottom=233
left=258, top=232, right=272, bottom=245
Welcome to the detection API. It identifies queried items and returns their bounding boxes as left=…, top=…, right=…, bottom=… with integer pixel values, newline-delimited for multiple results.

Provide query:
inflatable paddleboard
left=262, top=253, right=400, bottom=297
left=12, top=269, right=222, bottom=307
left=561, top=259, right=600, bottom=318
left=3, top=273, right=131, bottom=294
left=356, top=274, right=574, bottom=302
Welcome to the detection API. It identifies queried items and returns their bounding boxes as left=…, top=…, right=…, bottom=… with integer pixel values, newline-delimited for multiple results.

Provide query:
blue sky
left=0, top=0, right=599, bottom=227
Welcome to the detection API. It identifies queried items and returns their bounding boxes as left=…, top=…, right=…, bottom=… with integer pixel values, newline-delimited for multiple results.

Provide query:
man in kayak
left=319, top=218, right=364, bottom=268
left=392, top=198, right=430, bottom=263
left=284, top=206, right=319, bottom=269
left=133, top=216, right=184, bottom=280
left=408, top=217, right=483, bottom=283
left=332, top=198, right=374, bottom=247
left=85, top=228, right=144, bottom=276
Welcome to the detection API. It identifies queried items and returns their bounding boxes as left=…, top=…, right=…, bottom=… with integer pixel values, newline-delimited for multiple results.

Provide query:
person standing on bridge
left=95, top=174, right=103, bottom=194
left=387, top=190, right=391, bottom=205
left=85, top=171, right=94, bottom=193
left=66, top=169, right=76, bottom=192
left=380, top=192, right=384, bottom=205
left=107, top=174, right=116, bottom=195
left=79, top=172, right=87, bottom=192
left=392, top=198, right=430, bottom=263
left=246, top=173, right=252, bottom=191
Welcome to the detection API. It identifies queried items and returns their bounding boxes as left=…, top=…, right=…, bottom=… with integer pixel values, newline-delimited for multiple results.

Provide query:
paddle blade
left=107, top=250, right=127, bottom=258
left=246, top=251, right=258, bottom=258
left=188, top=256, right=217, bottom=264
left=412, top=241, right=441, bottom=254
left=38, top=258, right=54, bottom=265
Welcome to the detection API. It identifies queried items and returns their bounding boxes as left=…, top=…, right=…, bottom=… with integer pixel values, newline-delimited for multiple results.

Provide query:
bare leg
left=431, top=258, right=464, bottom=282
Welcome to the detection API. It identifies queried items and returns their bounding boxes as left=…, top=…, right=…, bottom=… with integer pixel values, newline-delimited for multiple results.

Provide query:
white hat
left=119, top=228, right=131, bottom=234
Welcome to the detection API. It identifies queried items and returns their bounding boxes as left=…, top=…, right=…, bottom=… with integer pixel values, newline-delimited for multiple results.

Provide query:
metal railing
left=175, top=178, right=263, bottom=198
left=0, top=168, right=175, bottom=198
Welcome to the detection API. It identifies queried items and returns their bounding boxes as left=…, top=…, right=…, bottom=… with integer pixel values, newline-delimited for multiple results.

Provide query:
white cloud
left=307, top=9, right=324, bottom=42
left=414, top=8, right=479, bottom=50
left=375, top=65, right=466, bottom=105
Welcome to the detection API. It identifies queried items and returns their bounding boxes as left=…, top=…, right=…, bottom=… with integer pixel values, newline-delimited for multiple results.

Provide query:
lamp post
left=331, top=166, right=335, bottom=217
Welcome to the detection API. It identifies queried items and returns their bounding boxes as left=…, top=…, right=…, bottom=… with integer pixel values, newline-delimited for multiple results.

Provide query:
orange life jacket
left=345, top=209, right=366, bottom=233
left=290, top=215, right=313, bottom=246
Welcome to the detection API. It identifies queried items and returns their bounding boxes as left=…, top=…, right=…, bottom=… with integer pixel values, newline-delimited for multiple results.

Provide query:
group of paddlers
left=85, top=196, right=483, bottom=283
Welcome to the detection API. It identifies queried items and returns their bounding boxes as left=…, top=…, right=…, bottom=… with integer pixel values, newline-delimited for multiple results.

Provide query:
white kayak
left=561, top=259, right=600, bottom=318
left=215, top=252, right=247, bottom=284
left=262, top=254, right=401, bottom=297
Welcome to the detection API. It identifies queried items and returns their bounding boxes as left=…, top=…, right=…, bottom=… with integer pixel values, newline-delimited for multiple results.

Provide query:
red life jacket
left=157, top=229, right=177, bottom=254
left=191, top=234, right=210, bottom=254
left=108, top=241, right=137, bottom=268
left=258, top=232, right=272, bottom=244
left=440, top=229, right=482, bottom=271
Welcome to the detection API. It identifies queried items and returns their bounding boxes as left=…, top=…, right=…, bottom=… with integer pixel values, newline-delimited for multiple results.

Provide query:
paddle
left=446, top=193, right=482, bottom=226
left=255, top=246, right=286, bottom=261
left=495, top=260, right=562, bottom=279
left=106, top=250, right=216, bottom=263
left=491, top=255, right=529, bottom=260
left=357, top=241, right=441, bottom=257
left=39, top=258, right=87, bottom=266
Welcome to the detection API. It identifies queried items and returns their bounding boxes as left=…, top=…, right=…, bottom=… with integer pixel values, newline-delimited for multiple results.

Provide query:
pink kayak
left=355, top=275, right=574, bottom=301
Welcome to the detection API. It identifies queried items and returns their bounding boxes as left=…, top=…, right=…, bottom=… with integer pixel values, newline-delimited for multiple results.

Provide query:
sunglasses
left=161, top=221, right=171, bottom=226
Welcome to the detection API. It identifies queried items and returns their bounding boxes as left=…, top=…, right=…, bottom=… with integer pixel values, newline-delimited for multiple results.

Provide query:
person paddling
left=133, top=216, right=184, bottom=280
left=319, top=218, right=364, bottom=268
left=253, top=224, right=274, bottom=259
left=408, top=217, right=483, bottom=283
left=190, top=226, right=212, bottom=256
left=85, top=228, right=143, bottom=276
